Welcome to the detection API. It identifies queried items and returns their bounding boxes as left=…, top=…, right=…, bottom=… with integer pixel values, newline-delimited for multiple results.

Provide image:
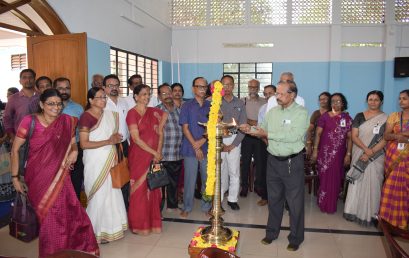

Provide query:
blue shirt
left=179, top=98, right=210, bottom=157
left=62, top=99, right=84, bottom=142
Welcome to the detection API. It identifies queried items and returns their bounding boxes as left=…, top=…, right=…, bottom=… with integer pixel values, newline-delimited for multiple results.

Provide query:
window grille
left=210, top=0, right=246, bottom=26
left=292, top=0, right=332, bottom=24
left=110, top=47, right=158, bottom=97
left=11, top=54, right=26, bottom=70
left=223, top=63, right=272, bottom=98
left=341, top=0, right=385, bottom=24
left=395, top=0, right=409, bottom=22
left=251, top=0, right=287, bottom=25
left=172, top=0, right=207, bottom=26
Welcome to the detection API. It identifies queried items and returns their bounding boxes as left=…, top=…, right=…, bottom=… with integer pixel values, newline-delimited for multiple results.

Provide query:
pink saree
left=17, top=114, right=98, bottom=258
left=126, top=107, right=163, bottom=234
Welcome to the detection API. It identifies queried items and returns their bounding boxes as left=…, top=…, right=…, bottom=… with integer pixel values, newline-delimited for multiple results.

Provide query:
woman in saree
left=11, top=89, right=98, bottom=257
left=343, top=90, right=387, bottom=226
left=311, top=93, right=352, bottom=213
left=305, top=92, right=331, bottom=158
left=126, top=84, right=167, bottom=235
left=379, top=89, right=409, bottom=229
left=79, top=87, right=127, bottom=243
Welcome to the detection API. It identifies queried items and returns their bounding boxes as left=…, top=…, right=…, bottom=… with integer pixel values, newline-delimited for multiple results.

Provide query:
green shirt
left=261, top=101, right=309, bottom=157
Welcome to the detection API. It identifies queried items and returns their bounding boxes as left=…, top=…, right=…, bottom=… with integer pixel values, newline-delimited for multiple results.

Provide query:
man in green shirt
left=241, top=80, right=308, bottom=251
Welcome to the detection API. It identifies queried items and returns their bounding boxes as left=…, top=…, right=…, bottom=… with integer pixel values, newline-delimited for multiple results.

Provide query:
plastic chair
left=199, top=247, right=239, bottom=258
left=378, top=216, right=409, bottom=258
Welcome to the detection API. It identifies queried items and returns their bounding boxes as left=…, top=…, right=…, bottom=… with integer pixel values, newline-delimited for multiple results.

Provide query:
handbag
left=146, top=161, right=169, bottom=190
left=9, top=193, right=39, bottom=242
left=110, top=143, right=130, bottom=189
left=18, top=115, right=35, bottom=177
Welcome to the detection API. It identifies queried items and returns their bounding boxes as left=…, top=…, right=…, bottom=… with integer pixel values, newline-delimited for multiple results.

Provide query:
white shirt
left=266, top=95, right=305, bottom=114
left=105, top=96, right=130, bottom=142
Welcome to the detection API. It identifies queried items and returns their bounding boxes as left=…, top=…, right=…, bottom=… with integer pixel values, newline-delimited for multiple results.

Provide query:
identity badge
left=340, top=119, right=346, bottom=127
left=373, top=126, right=380, bottom=134
left=283, top=119, right=291, bottom=125
left=398, top=143, right=405, bottom=150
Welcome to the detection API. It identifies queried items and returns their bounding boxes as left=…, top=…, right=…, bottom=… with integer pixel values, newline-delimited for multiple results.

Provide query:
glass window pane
left=224, top=63, right=239, bottom=73
left=240, top=63, right=255, bottom=73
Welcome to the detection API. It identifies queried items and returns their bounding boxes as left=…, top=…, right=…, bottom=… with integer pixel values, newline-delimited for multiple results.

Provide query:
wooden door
left=27, top=33, right=88, bottom=107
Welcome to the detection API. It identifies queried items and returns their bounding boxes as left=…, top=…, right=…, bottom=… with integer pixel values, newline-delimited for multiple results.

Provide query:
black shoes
left=286, top=243, right=299, bottom=251
left=239, top=188, right=248, bottom=197
left=261, top=237, right=275, bottom=245
left=227, top=201, right=240, bottom=210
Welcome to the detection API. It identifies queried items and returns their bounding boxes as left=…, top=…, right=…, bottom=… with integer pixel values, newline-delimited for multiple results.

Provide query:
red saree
left=126, top=107, right=163, bottom=234
left=17, top=114, right=98, bottom=258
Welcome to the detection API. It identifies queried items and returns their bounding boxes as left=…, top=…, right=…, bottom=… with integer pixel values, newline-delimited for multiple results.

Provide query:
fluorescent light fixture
left=223, top=43, right=274, bottom=48
left=341, top=43, right=383, bottom=47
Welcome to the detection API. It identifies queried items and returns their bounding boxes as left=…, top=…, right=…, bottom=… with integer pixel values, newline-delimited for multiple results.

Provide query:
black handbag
left=9, top=193, right=39, bottom=242
left=18, top=115, right=35, bottom=177
left=146, top=161, right=169, bottom=190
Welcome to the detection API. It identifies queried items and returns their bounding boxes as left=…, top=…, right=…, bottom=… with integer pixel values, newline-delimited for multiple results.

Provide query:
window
left=11, top=54, right=26, bottom=70
left=223, top=63, right=273, bottom=98
left=251, top=0, right=287, bottom=25
left=210, top=0, right=246, bottom=26
left=292, top=0, right=332, bottom=24
left=396, top=0, right=409, bottom=22
left=110, top=47, right=158, bottom=97
left=341, top=0, right=385, bottom=24
left=172, top=0, right=207, bottom=26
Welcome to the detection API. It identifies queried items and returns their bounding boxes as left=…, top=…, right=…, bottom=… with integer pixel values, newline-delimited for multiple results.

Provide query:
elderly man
left=179, top=77, right=211, bottom=218
left=240, top=79, right=266, bottom=199
left=266, top=72, right=305, bottom=112
left=156, top=84, right=183, bottom=211
left=91, top=74, right=104, bottom=88
left=220, top=75, right=247, bottom=210
left=243, top=80, right=308, bottom=251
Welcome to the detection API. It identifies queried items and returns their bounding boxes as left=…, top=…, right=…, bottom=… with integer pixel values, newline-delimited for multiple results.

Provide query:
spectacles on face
left=45, top=102, right=64, bottom=107
left=223, top=83, right=234, bottom=88
left=275, top=91, right=293, bottom=97
left=248, top=86, right=258, bottom=90
left=94, top=96, right=108, bottom=100
left=106, top=84, right=119, bottom=89
left=194, top=85, right=207, bottom=90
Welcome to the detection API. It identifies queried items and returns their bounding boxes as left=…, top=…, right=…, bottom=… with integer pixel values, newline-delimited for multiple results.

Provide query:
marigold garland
left=204, top=81, right=224, bottom=197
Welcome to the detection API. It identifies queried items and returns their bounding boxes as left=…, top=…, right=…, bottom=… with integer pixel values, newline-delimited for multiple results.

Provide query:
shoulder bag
left=9, top=193, right=39, bottom=242
left=110, top=143, right=130, bottom=188
left=18, top=115, right=35, bottom=177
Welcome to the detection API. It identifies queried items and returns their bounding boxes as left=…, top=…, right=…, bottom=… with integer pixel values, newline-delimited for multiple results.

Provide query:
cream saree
left=344, top=112, right=388, bottom=226
left=83, top=111, right=128, bottom=243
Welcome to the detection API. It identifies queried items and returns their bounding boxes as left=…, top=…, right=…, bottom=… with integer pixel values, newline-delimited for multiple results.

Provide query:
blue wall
left=87, top=37, right=110, bottom=88
left=174, top=61, right=409, bottom=116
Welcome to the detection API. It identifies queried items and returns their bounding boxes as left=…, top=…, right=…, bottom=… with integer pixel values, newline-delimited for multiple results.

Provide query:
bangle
left=11, top=175, right=19, bottom=178
left=306, top=141, right=312, bottom=144
left=347, top=153, right=351, bottom=156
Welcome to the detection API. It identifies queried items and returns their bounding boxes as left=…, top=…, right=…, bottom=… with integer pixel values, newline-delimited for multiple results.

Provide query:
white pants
left=221, top=135, right=241, bottom=203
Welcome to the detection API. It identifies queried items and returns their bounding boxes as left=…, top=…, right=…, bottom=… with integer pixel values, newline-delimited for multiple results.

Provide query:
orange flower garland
left=204, top=81, right=223, bottom=197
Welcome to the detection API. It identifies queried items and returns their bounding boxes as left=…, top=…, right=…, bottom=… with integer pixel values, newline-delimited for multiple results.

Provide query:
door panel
left=27, top=32, right=88, bottom=107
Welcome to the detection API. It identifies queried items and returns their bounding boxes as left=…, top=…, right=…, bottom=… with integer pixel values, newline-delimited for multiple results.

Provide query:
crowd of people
left=0, top=68, right=408, bottom=256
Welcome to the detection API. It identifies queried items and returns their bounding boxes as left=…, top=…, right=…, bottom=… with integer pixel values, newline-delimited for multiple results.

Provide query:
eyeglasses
left=223, top=83, right=234, bottom=88
left=45, top=102, right=64, bottom=107
left=94, top=96, right=108, bottom=100
left=160, top=92, right=171, bottom=96
left=194, top=85, right=207, bottom=90
left=248, top=86, right=258, bottom=89
left=275, top=91, right=293, bottom=97
left=106, top=84, right=119, bottom=89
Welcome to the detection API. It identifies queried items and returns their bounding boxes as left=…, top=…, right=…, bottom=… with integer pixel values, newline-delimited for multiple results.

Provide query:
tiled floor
left=0, top=190, right=406, bottom=258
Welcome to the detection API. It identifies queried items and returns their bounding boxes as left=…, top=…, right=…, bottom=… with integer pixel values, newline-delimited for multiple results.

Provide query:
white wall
left=47, top=0, right=172, bottom=62
left=0, top=38, right=26, bottom=102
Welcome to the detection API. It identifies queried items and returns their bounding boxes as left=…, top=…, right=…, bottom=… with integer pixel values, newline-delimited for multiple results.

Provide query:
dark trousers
left=240, top=135, right=267, bottom=198
left=120, top=141, right=130, bottom=211
left=266, top=152, right=304, bottom=246
left=71, top=147, right=84, bottom=200
left=162, top=160, right=183, bottom=209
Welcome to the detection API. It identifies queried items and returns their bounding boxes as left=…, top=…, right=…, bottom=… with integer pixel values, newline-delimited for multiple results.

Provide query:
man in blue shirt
left=179, top=77, right=211, bottom=218
left=54, top=77, right=84, bottom=200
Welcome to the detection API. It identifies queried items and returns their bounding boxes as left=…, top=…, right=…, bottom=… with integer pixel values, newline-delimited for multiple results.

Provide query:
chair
left=46, top=250, right=98, bottom=258
left=378, top=216, right=409, bottom=258
left=199, top=247, right=240, bottom=258
left=304, top=153, right=318, bottom=195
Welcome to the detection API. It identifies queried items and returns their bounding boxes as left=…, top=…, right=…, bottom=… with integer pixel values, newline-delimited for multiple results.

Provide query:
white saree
left=83, top=111, right=128, bottom=243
